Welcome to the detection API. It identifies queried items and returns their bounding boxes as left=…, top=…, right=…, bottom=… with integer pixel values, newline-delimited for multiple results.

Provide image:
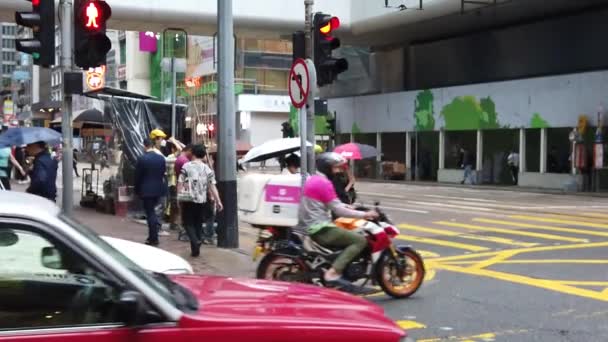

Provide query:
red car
left=0, top=192, right=407, bottom=341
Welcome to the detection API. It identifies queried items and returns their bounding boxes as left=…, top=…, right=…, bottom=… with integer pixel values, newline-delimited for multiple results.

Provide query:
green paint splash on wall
left=530, top=113, right=550, bottom=128
left=441, top=96, right=500, bottom=130
left=352, top=122, right=362, bottom=134
left=414, top=90, right=435, bottom=131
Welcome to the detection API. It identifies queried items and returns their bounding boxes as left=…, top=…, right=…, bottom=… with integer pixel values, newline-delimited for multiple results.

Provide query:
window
left=0, top=224, right=124, bottom=330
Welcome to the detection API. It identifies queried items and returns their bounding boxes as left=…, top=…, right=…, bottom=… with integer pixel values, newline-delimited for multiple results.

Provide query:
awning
left=83, top=87, right=154, bottom=100
left=50, top=108, right=106, bottom=124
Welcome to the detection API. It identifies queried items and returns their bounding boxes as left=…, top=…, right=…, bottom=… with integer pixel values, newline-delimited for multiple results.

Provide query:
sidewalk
left=72, top=206, right=258, bottom=277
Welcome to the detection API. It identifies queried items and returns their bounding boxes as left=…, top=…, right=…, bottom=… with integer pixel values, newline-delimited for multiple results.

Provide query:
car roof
left=0, top=191, right=60, bottom=218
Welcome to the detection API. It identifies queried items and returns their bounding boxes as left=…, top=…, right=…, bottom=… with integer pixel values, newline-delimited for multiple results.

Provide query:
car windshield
left=59, top=215, right=180, bottom=307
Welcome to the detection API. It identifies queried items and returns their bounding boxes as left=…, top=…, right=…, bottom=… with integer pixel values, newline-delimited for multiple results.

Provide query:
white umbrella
left=241, top=138, right=313, bottom=163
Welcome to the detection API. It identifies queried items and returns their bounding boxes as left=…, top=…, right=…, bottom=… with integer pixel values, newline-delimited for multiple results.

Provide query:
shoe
left=201, top=238, right=214, bottom=245
left=324, top=277, right=357, bottom=292
left=158, top=230, right=170, bottom=237
left=145, top=240, right=159, bottom=246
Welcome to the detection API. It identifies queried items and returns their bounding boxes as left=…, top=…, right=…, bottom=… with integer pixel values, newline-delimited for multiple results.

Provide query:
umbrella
left=241, top=137, right=313, bottom=163
left=0, top=127, right=62, bottom=147
left=333, top=143, right=378, bottom=160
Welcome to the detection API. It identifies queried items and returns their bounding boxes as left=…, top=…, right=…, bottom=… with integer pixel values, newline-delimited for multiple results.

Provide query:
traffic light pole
left=216, top=0, right=238, bottom=248
left=60, top=0, right=74, bottom=216
left=304, top=0, right=316, bottom=173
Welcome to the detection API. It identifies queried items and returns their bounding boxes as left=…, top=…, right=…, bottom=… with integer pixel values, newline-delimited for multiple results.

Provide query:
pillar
left=476, top=129, right=483, bottom=171
left=406, top=131, right=412, bottom=180
left=376, top=132, right=382, bottom=179
left=519, top=128, right=526, bottom=173
left=438, top=129, right=445, bottom=170
left=540, top=127, right=547, bottom=173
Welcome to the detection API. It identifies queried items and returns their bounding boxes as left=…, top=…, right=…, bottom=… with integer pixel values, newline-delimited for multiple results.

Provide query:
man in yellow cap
left=149, top=129, right=167, bottom=156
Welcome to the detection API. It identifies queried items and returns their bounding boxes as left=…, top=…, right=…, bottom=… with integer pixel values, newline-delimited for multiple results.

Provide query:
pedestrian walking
left=134, top=138, right=167, bottom=246
left=0, top=145, right=26, bottom=191
left=24, top=141, right=57, bottom=201
left=459, top=147, right=475, bottom=185
left=14, top=145, right=28, bottom=184
left=507, top=150, right=519, bottom=185
left=72, top=148, right=80, bottom=177
left=177, top=144, right=223, bottom=257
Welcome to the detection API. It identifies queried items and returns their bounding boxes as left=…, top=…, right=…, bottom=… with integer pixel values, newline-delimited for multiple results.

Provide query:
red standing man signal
left=85, top=2, right=99, bottom=29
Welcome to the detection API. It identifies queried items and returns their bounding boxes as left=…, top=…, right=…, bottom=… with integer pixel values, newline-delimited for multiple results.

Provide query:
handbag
left=176, top=172, right=193, bottom=202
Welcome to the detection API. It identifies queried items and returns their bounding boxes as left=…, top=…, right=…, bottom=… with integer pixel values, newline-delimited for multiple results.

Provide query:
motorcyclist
left=297, top=152, right=378, bottom=289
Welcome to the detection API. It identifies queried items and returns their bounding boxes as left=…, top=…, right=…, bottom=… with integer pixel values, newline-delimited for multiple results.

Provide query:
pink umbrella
left=333, top=143, right=378, bottom=160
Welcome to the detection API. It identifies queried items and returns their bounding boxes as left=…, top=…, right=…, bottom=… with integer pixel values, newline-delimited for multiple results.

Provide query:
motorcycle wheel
left=256, top=252, right=310, bottom=283
left=375, top=248, right=425, bottom=299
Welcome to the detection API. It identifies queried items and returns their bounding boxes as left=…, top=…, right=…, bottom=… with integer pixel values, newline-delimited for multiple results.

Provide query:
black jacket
left=27, top=151, right=58, bottom=202
left=134, top=151, right=167, bottom=199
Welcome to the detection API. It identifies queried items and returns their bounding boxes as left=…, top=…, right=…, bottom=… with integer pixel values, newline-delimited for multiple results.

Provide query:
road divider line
left=583, top=212, right=608, bottom=219
left=473, top=218, right=608, bottom=237
left=423, top=194, right=498, bottom=203
left=379, top=206, right=429, bottom=214
left=443, top=259, right=608, bottom=265
left=436, top=221, right=587, bottom=243
left=432, top=241, right=608, bottom=263
left=435, top=263, right=608, bottom=302
left=555, top=280, right=608, bottom=286
left=407, top=201, right=495, bottom=212
left=510, top=215, right=608, bottom=229
left=398, top=224, right=538, bottom=247
left=396, top=235, right=488, bottom=252
left=467, top=250, right=518, bottom=270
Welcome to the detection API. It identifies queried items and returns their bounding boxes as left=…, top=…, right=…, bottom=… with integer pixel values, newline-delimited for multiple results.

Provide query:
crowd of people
left=134, top=129, right=223, bottom=257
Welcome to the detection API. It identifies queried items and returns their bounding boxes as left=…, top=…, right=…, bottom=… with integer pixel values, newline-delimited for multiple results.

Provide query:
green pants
left=312, top=226, right=367, bottom=273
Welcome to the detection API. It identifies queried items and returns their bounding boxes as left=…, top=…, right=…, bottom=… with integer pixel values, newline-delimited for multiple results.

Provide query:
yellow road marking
left=396, top=235, right=488, bottom=252
left=443, top=259, right=608, bottom=265
left=396, top=320, right=427, bottom=330
left=583, top=212, right=608, bottom=219
left=510, top=215, right=608, bottom=229
left=436, top=221, right=587, bottom=243
left=419, top=332, right=496, bottom=342
left=555, top=281, right=608, bottom=286
left=435, top=263, right=608, bottom=302
left=398, top=224, right=537, bottom=247
left=533, top=213, right=608, bottom=223
left=467, top=250, right=518, bottom=270
left=474, top=218, right=608, bottom=238
left=418, top=250, right=441, bottom=258
left=432, top=241, right=608, bottom=263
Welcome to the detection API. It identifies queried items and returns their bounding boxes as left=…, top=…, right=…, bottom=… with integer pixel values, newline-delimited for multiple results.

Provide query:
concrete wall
left=518, top=172, right=583, bottom=191
left=438, top=169, right=481, bottom=185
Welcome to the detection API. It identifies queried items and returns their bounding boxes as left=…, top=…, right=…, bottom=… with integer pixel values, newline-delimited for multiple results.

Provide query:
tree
left=414, top=90, right=435, bottom=131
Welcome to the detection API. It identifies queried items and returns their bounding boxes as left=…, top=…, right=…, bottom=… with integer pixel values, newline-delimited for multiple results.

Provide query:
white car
left=0, top=191, right=193, bottom=275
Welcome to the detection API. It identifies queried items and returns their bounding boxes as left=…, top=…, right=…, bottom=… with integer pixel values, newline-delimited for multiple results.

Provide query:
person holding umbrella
left=25, top=141, right=58, bottom=202
left=0, top=127, right=60, bottom=195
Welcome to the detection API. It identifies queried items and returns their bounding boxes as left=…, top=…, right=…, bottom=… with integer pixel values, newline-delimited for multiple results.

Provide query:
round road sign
left=289, top=58, right=310, bottom=108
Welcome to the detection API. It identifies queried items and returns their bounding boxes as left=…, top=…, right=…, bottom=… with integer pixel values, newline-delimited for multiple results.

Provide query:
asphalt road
left=355, top=182, right=608, bottom=342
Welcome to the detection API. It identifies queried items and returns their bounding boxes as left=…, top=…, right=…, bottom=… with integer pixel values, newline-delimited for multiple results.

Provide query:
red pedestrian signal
left=74, top=0, right=112, bottom=69
left=85, top=2, right=100, bottom=30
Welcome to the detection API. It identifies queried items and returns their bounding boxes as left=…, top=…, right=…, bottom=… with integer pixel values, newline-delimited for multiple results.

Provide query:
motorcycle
left=255, top=204, right=425, bottom=298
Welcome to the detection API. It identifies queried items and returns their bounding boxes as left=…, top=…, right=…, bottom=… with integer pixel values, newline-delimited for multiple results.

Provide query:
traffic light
left=313, top=13, right=348, bottom=87
left=326, top=118, right=336, bottom=137
left=292, top=31, right=305, bottom=62
left=74, top=0, right=112, bottom=69
left=15, top=0, right=55, bottom=67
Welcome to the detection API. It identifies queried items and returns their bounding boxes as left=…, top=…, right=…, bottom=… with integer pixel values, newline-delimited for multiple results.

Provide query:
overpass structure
left=0, top=0, right=517, bottom=46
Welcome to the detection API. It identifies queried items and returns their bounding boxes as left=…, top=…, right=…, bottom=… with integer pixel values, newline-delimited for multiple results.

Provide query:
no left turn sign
left=289, top=58, right=310, bottom=108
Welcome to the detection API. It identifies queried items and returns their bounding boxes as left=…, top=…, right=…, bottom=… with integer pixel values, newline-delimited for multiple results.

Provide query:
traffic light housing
left=74, top=0, right=112, bottom=69
left=15, top=0, right=55, bottom=67
left=326, top=118, right=336, bottom=137
left=313, top=13, right=348, bottom=87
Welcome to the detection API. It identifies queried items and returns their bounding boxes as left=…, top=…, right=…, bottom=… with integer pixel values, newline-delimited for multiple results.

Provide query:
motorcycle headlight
left=162, top=268, right=193, bottom=275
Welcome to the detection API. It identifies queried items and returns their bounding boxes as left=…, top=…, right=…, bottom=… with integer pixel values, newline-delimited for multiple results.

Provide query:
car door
left=0, top=221, right=134, bottom=342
